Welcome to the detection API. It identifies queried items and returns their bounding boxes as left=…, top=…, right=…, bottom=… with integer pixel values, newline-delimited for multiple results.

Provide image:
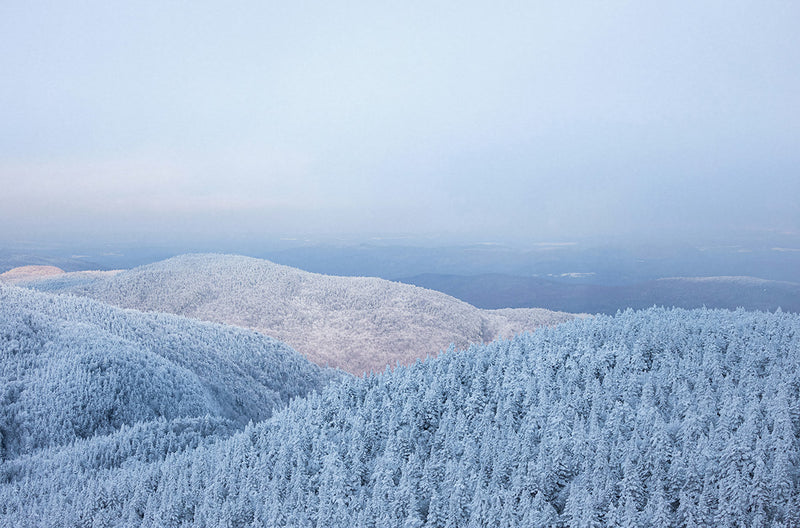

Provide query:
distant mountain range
left=11, top=254, right=578, bottom=374
left=0, top=284, right=340, bottom=460
left=262, top=241, right=800, bottom=284
left=398, top=273, right=800, bottom=314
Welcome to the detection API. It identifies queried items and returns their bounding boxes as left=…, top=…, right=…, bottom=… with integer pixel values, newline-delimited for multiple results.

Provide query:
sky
left=1, top=1, right=798, bottom=247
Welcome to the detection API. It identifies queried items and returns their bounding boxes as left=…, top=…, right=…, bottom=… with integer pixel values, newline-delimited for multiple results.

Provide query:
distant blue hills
left=398, top=273, right=800, bottom=314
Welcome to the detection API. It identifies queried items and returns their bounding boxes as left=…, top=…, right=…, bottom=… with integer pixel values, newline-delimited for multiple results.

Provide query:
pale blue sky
left=1, top=1, right=798, bottom=245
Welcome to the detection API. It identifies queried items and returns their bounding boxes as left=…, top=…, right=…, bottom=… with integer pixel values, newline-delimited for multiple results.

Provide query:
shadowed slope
left=0, top=285, right=340, bottom=459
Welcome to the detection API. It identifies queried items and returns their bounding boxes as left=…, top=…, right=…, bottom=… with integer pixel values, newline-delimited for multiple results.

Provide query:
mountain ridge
left=19, top=254, right=579, bottom=374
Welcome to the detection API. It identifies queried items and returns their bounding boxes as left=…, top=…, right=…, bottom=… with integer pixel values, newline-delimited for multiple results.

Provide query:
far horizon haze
left=1, top=1, right=798, bottom=247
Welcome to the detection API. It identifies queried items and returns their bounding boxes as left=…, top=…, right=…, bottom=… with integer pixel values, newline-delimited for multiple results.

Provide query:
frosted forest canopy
left=1, top=292, right=798, bottom=527
left=0, top=285, right=340, bottom=459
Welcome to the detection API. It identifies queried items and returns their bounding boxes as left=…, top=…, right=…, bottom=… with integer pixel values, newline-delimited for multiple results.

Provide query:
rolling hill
left=0, top=265, right=66, bottom=283
left=0, top=265, right=121, bottom=288
left=17, top=254, right=578, bottom=374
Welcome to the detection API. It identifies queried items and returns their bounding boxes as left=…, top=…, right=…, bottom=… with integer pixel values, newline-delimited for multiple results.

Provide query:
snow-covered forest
left=3, top=0, right=799, bottom=524
left=2, top=303, right=798, bottom=527
left=0, top=285, right=340, bottom=459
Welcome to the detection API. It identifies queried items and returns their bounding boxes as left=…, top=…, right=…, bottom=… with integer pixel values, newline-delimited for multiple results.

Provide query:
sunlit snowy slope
left=21, top=254, right=578, bottom=374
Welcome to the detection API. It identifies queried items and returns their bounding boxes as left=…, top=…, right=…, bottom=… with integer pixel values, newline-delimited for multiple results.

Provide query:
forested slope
left=3, top=307, right=798, bottom=527
left=22, top=254, right=578, bottom=374
left=0, top=285, right=340, bottom=460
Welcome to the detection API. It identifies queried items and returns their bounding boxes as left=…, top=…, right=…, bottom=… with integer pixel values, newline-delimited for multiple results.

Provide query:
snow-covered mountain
left=3, top=307, right=798, bottom=526
left=20, top=254, right=578, bottom=374
left=0, top=285, right=340, bottom=459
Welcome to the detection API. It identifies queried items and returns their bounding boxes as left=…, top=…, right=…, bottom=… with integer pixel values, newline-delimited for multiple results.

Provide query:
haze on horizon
left=1, top=1, right=798, bottom=248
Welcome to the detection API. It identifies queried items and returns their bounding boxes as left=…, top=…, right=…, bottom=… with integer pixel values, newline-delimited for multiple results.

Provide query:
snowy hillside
left=0, top=265, right=66, bottom=283
left=0, top=285, right=341, bottom=460
left=2, top=307, right=798, bottom=526
left=21, top=254, right=578, bottom=374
